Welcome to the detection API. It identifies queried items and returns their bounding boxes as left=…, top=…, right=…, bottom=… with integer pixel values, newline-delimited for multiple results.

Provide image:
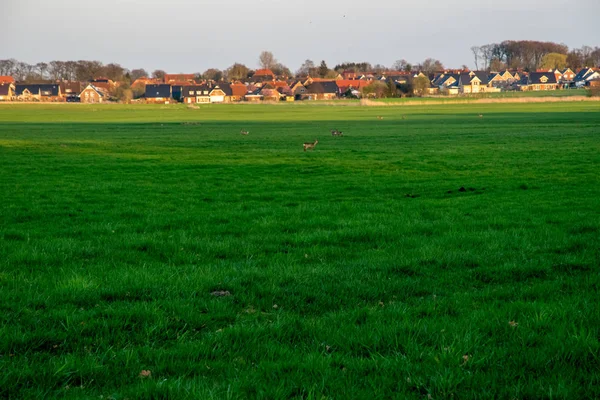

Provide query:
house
left=252, top=69, right=276, bottom=82
left=560, top=68, right=575, bottom=84
left=230, top=83, right=248, bottom=102
left=145, top=84, right=172, bottom=103
left=0, top=76, right=15, bottom=84
left=488, top=70, right=515, bottom=87
left=335, top=79, right=371, bottom=96
left=15, top=84, right=62, bottom=101
left=245, top=87, right=263, bottom=102
left=180, top=83, right=232, bottom=103
left=181, top=85, right=211, bottom=104
left=518, top=72, right=558, bottom=91
left=60, top=81, right=83, bottom=101
left=303, top=81, right=339, bottom=100
left=258, top=83, right=282, bottom=101
left=573, top=68, right=600, bottom=87
left=290, top=81, right=307, bottom=100
left=90, top=78, right=115, bottom=93
left=588, top=78, right=600, bottom=88
left=164, top=74, right=196, bottom=84
left=0, top=83, right=15, bottom=101
left=79, top=84, right=105, bottom=103
left=459, top=71, right=498, bottom=94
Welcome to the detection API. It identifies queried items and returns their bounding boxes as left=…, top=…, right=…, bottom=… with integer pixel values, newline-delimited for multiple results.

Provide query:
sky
left=3, top=0, right=600, bottom=74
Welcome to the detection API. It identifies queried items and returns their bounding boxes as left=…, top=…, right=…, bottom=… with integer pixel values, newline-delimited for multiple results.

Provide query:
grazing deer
left=377, top=116, right=384, bottom=120
left=331, top=129, right=343, bottom=137
left=478, top=114, right=483, bottom=118
left=240, top=129, right=249, bottom=135
left=303, top=139, right=318, bottom=151
left=402, top=115, right=406, bottom=120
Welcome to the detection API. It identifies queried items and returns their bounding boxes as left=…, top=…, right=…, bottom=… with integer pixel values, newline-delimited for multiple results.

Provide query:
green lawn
left=1, top=103, right=599, bottom=399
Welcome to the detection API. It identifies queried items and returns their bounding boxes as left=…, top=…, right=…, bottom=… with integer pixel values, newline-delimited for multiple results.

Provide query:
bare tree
left=35, top=62, right=48, bottom=80
left=130, top=69, right=148, bottom=81
left=297, top=59, right=315, bottom=76
left=203, top=68, right=223, bottom=81
left=152, top=70, right=166, bottom=80
left=392, top=59, right=409, bottom=71
left=0, top=59, right=16, bottom=76
left=480, top=45, right=493, bottom=71
left=419, top=58, right=444, bottom=75
left=471, top=46, right=481, bottom=70
left=259, top=51, right=277, bottom=70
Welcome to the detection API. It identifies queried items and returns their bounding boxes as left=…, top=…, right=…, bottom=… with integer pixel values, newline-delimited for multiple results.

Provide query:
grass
left=1, top=103, right=599, bottom=399
left=375, top=88, right=590, bottom=103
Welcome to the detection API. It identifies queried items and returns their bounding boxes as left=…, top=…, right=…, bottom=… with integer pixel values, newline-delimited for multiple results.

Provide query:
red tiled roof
left=336, top=80, right=372, bottom=89
left=0, top=76, right=14, bottom=84
left=164, top=74, right=195, bottom=83
left=254, top=69, right=275, bottom=76
left=230, top=83, right=248, bottom=97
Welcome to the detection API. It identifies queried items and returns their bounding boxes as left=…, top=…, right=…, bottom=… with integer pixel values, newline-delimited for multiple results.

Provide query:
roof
left=336, top=79, right=371, bottom=89
left=80, top=84, right=105, bottom=97
left=305, top=81, right=339, bottom=94
left=15, top=84, right=60, bottom=96
left=0, top=76, right=15, bottom=84
left=213, top=83, right=232, bottom=96
left=527, top=72, right=558, bottom=85
left=60, top=81, right=82, bottom=94
left=230, top=83, right=248, bottom=97
left=0, top=84, right=12, bottom=96
left=145, top=84, right=172, bottom=98
left=164, top=74, right=195, bottom=83
left=254, top=69, right=275, bottom=76
left=574, top=68, right=593, bottom=81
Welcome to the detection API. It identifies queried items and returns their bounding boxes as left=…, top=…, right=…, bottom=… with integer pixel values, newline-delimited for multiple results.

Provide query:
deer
left=303, top=139, right=318, bottom=151
left=331, top=129, right=343, bottom=137
left=478, top=114, right=483, bottom=118
left=240, top=129, right=249, bottom=135
left=377, top=116, right=384, bottom=120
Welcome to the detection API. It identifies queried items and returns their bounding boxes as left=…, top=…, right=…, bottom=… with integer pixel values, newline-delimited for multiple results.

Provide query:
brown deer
left=303, top=139, right=318, bottom=151
left=478, top=114, right=483, bottom=118
left=240, top=129, right=249, bottom=135
left=377, top=116, right=384, bottom=120
left=331, top=129, right=343, bottom=137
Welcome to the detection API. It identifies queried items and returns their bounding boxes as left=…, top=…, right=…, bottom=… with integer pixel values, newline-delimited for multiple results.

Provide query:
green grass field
left=1, top=103, right=599, bottom=399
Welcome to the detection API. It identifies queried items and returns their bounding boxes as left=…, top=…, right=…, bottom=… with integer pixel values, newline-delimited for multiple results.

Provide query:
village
left=0, top=66, right=599, bottom=104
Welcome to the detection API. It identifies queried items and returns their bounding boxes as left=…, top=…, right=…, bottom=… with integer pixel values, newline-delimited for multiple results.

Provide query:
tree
left=152, top=70, right=166, bottom=80
left=35, top=62, right=48, bottom=80
left=0, top=59, right=16, bottom=76
left=114, top=83, right=133, bottom=103
left=103, top=63, right=126, bottom=82
left=412, top=75, right=430, bottom=96
left=76, top=60, right=103, bottom=81
left=259, top=51, right=276, bottom=70
left=203, top=68, right=223, bottom=81
left=404, top=63, right=413, bottom=72
left=471, top=46, right=480, bottom=70
left=297, top=59, right=315, bottom=76
left=392, top=59, right=409, bottom=71
left=324, top=70, right=339, bottom=79
left=361, top=81, right=388, bottom=98
left=226, top=63, right=250, bottom=80
left=372, top=64, right=386, bottom=74
left=318, top=60, right=329, bottom=78
left=130, top=69, right=148, bottom=81
left=419, top=58, right=444, bottom=75
left=271, top=63, right=292, bottom=78
left=489, top=58, right=506, bottom=72
left=540, top=53, right=567, bottom=70
left=48, top=60, right=65, bottom=80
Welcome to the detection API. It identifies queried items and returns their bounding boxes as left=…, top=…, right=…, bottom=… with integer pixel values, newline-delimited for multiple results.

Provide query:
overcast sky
left=3, top=0, right=599, bottom=73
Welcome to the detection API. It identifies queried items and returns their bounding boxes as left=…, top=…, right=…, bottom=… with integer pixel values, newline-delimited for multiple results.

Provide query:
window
left=203, top=91, right=208, bottom=95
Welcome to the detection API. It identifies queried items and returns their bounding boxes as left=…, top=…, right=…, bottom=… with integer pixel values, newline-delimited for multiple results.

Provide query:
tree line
left=2, top=42, right=598, bottom=89
left=471, top=41, right=600, bottom=71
